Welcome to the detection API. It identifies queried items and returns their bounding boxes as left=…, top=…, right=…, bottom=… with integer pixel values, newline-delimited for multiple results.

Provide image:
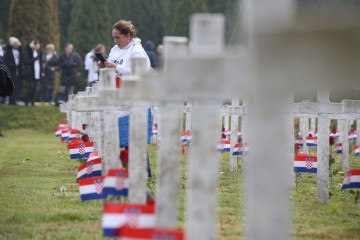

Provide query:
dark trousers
left=25, top=78, right=39, bottom=106
left=40, top=78, right=47, bottom=102
left=56, top=83, right=74, bottom=104
left=9, top=78, right=22, bottom=104
left=44, top=87, right=54, bottom=102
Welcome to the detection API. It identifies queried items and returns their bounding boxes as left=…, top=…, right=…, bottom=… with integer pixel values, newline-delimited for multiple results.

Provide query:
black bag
left=0, top=60, right=15, bottom=97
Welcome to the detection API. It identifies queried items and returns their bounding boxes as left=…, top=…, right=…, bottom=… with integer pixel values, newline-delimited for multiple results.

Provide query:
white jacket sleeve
left=115, top=64, right=131, bottom=76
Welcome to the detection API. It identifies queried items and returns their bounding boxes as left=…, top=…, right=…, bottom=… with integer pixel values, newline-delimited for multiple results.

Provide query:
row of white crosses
left=141, top=16, right=237, bottom=240
left=298, top=103, right=360, bottom=159
left=99, top=59, right=151, bottom=203
left=139, top=13, right=292, bottom=240
left=63, top=15, right=248, bottom=239
left=58, top=14, right=293, bottom=240
left=182, top=99, right=246, bottom=172
left=60, top=1, right=360, bottom=239
left=291, top=94, right=360, bottom=203
left=73, top=83, right=104, bottom=159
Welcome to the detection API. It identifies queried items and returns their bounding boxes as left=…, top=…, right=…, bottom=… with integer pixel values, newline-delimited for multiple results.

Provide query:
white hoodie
left=108, top=37, right=150, bottom=76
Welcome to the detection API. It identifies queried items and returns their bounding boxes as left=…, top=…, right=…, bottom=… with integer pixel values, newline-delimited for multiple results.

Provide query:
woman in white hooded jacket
left=100, top=20, right=150, bottom=75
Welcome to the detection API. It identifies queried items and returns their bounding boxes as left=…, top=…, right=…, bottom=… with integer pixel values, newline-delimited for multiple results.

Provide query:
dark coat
left=144, top=41, right=158, bottom=69
left=3, top=44, right=23, bottom=82
left=0, top=59, right=14, bottom=97
left=23, top=44, right=42, bottom=81
left=42, top=53, right=58, bottom=89
left=58, top=52, right=78, bottom=85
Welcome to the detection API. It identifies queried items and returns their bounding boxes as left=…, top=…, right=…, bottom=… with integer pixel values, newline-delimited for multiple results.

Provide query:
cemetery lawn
left=0, top=106, right=359, bottom=240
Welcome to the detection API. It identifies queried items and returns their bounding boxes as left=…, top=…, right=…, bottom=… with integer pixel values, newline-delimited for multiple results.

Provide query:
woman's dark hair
left=64, top=42, right=73, bottom=49
left=112, top=20, right=137, bottom=38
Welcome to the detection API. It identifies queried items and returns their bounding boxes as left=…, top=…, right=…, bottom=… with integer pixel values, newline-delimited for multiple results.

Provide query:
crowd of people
left=0, top=21, right=163, bottom=106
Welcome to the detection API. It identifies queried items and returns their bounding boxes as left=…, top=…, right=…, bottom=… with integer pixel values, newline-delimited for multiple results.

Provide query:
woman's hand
left=104, top=61, right=116, bottom=68
left=98, top=61, right=106, bottom=68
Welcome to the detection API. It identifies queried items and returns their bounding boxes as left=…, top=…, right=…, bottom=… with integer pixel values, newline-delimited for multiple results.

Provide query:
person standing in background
left=56, top=43, right=78, bottom=104
left=85, top=43, right=105, bottom=86
left=144, top=40, right=158, bottom=69
left=0, top=46, right=4, bottom=61
left=41, top=43, right=58, bottom=103
left=0, top=59, right=14, bottom=137
left=4, top=37, right=23, bottom=105
left=84, top=46, right=95, bottom=85
left=24, top=40, right=42, bottom=106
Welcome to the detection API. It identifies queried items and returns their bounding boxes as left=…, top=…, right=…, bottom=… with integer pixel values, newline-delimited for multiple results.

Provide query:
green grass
left=0, top=105, right=65, bottom=133
left=0, top=106, right=360, bottom=239
left=0, top=129, right=103, bottom=240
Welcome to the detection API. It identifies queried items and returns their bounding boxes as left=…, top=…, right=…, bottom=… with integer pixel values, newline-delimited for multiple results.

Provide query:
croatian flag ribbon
left=222, top=130, right=231, bottom=137
left=232, top=143, right=241, bottom=156
left=306, top=136, right=317, bottom=147
left=152, top=127, right=158, bottom=136
left=180, top=131, right=192, bottom=143
left=117, top=227, right=154, bottom=239
left=78, top=176, right=105, bottom=201
left=77, top=158, right=102, bottom=182
left=232, top=143, right=250, bottom=156
left=61, top=128, right=71, bottom=141
left=294, top=154, right=317, bottom=173
left=335, top=143, right=342, bottom=154
left=55, top=127, right=63, bottom=137
left=87, top=151, right=100, bottom=162
left=330, top=131, right=339, bottom=138
left=355, top=145, right=360, bottom=157
left=69, top=128, right=80, bottom=140
left=295, top=137, right=303, bottom=147
left=349, top=131, right=357, bottom=142
left=103, top=169, right=128, bottom=197
left=217, top=140, right=230, bottom=153
left=341, top=169, right=360, bottom=190
left=67, top=139, right=83, bottom=149
left=102, top=202, right=155, bottom=237
left=68, top=141, right=94, bottom=159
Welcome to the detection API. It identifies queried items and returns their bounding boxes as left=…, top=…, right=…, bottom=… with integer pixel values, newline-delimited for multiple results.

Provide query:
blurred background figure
left=24, top=40, right=42, bottom=106
left=84, top=46, right=95, bottom=85
left=4, top=37, right=23, bottom=105
left=55, top=43, right=78, bottom=105
left=0, top=39, right=4, bottom=61
left=84, top=43, right=105, bottom=86
left=144, top=40, right=158, bottom=69
left=41, top=43, right=58, bottom=104
left=0, top=58, right=14, bottom=137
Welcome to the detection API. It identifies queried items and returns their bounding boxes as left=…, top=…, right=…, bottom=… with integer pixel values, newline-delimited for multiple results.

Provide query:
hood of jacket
left=120, top=37, right=141, bottom=50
